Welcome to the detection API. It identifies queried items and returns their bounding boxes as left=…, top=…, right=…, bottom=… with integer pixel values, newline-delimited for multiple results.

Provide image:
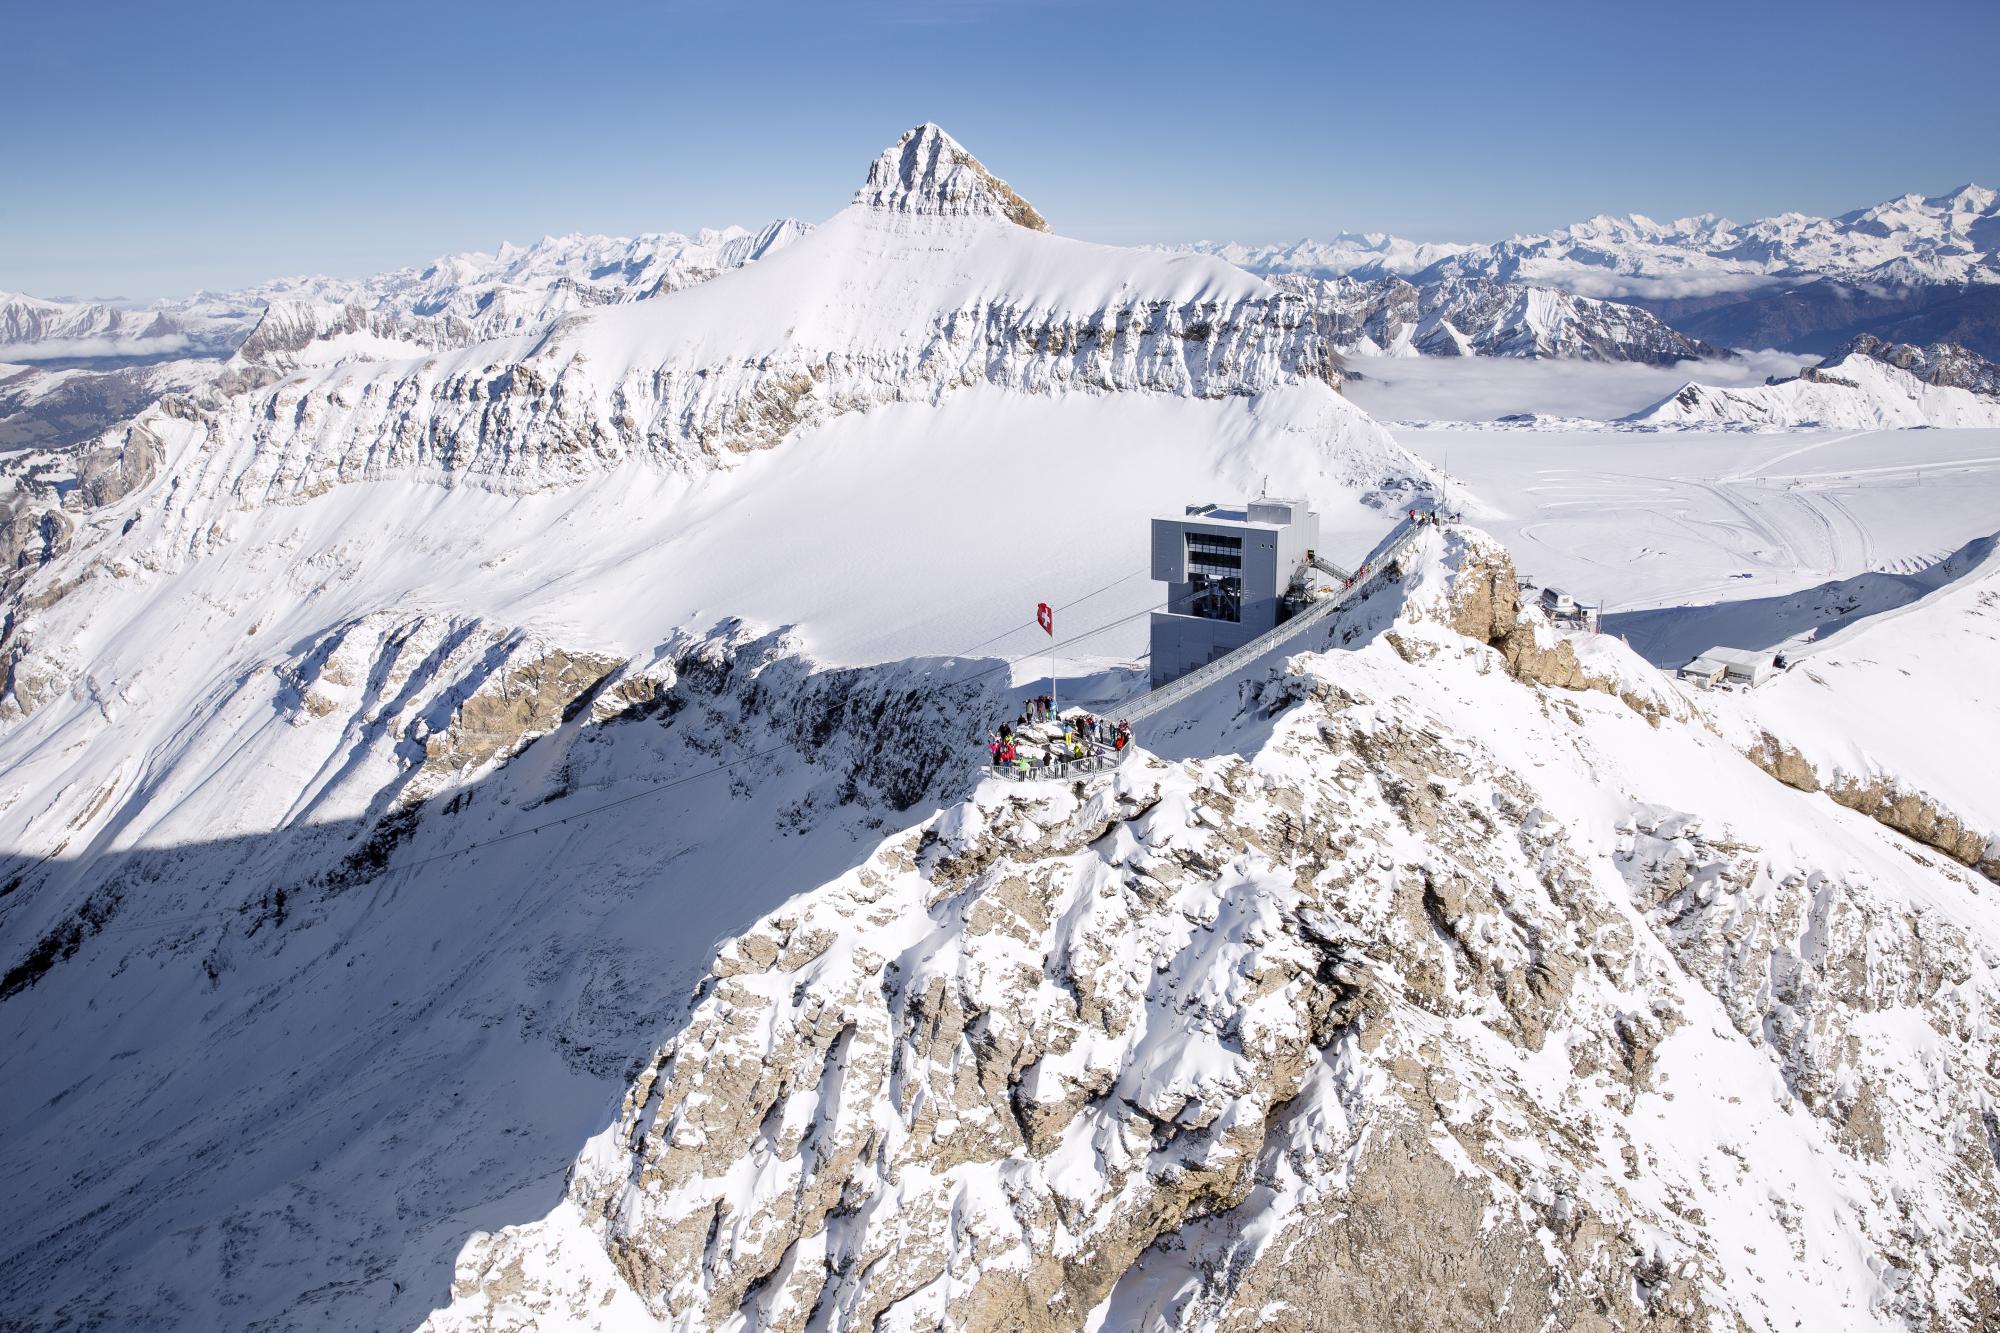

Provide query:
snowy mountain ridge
left=853, top=123, right=1048, bottom=230
left=1837, top=334, right=2000, bottom=398
left=0, top=222, right=813, bottom=369
left=0, top=289, right=200, bottom=360
left=1633, top=343, right=2000, bottom=429
left=1178, top=183, right=2000, bottom=300
left=4, top=124, right=1998, bottom=1333
left=1279, top=274, right=1720, bottom=365
left=0, top=126, right=1427, bottom=1331
left=417, top=524, right=2000, bottom=1332
left=0, top=220, right=814, bottom=454
left=1162, top=232, right=1481, bottom=281
left=11, top=137, right=1349, bottom=529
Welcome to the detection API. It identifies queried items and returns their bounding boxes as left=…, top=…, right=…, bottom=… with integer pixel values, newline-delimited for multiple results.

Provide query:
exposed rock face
left=1839, top=333, right=2000, bottom=397
left=274, top=611, right=627, bottom=805
left=264, top=614, right=995, bottom=819
left=0, top=288, right=186, bottom=348
left=1746, top=732, right=2000, bottom=882
left=156, top=279, right=1344, bottom=507
left=422, top=528, right=2000, bottom=1332
left=1413, top=526, right=1684, bottom=724
left=0, top=129, right=1351, bottom=550
left=227, top=299, right=460, bottom=376
left=1618, top=808, right=2000, bottom=1325
left=1275, top=273, right=1721, bottom=365
left=855, top=122, right=1049, bottom=231
left=432, top=731, right=1722, bottom=1332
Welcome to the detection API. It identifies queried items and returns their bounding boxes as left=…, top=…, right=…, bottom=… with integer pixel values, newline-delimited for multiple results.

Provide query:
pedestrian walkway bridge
left=985, top=515, right=1437, bottom=781
left=1106, top=515, right=1429, bottom=725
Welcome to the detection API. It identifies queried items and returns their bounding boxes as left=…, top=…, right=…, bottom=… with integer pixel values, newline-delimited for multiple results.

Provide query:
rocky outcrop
left=1617, top=809, right=2000, bottom=1323
left=1840, top=334, right=2000, bottom=397
left=855, top=122, right=1048, bottom=231
left=424, top=587, right=2000, bottom=1329
left=162, top=282, right=1346, bottom=506
left=1747, top=731, right=2000, bottom=881
left=429, top=705, right=1736, bottom=1332
left=1413, top=527, right=1683, bottom=724
left=268, top=612, right=1001, bottom=824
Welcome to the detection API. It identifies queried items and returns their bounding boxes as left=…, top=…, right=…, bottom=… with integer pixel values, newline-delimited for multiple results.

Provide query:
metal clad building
left=1148, top=497, right=1319, bottom=688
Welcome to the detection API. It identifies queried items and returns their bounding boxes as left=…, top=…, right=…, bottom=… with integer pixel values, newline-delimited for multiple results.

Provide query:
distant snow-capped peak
left=1188, top=183, right=2000, bottom=299
left=854, top=122, right=1049, bottom=231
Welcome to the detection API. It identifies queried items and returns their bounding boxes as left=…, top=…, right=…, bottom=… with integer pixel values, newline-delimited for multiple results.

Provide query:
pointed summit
left=853, top=123, right=1049, bottom=231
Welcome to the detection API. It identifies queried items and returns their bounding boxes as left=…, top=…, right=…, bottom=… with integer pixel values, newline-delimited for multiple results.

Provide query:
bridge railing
left=1107, top=522, right=1428, bottom=726
left=986, top=748, right=1129, bottom=782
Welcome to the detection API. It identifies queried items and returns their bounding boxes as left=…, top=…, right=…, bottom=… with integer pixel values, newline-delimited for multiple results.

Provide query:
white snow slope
left=3, top=127, right=1996, bottom=1333
left=0, top=125, right=1415, bottom=1331
left=417, top=524, right=2000, bottom=1332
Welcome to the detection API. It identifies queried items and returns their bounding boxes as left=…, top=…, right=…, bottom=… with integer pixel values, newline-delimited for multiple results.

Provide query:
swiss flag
left=1036, top=602, right=1053, bottom=636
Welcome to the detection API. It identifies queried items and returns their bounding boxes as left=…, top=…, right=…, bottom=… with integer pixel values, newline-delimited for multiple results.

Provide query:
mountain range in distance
left=6, top=183, right=1998, bottom=371
left=5, top=153, right=1999, bottom=458
left=1180, top=183, right=2000, bottom=358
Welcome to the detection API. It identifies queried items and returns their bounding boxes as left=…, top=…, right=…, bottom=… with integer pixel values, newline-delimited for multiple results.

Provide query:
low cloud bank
left=1551, top=271, right=1783, bottom=301
left=2, top=333, right=196, bottom=362
left=1344, top=350, right=1816, bottom=424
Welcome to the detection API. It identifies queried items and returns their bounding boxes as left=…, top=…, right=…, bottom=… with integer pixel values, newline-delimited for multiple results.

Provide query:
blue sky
left=5, top=0, right=1997, bottom=300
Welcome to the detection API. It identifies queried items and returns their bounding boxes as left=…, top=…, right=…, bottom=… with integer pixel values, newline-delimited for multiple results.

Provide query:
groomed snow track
left=1109, top=518, right=1428, bottom=726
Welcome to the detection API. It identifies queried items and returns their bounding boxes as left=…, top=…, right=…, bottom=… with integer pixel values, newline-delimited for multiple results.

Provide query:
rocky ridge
left=1178, top=185, right=2000, bottom=306
left=1633, top=345, right=2000, bottom=429
left=421, top=525, right=2000, bottom=1332
left=1838, top=334, right=2000, bottom=398
left=1280, top=273, right=1720, bottom=365
left=854, top=123, right=1048, bottom=231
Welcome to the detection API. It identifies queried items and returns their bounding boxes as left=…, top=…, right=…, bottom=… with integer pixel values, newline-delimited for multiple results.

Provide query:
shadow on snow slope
left=1602, top=529, right=2000, bottom=669
left=0, top=638, right=1006, bottom=1333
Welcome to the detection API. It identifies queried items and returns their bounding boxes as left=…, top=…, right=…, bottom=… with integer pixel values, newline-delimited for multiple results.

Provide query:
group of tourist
left=986, top=708, right=1131, bottom=780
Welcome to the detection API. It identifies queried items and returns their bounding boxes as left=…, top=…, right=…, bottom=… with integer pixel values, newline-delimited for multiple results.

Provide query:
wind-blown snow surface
left=1383, top=422, right=2000, bottom=617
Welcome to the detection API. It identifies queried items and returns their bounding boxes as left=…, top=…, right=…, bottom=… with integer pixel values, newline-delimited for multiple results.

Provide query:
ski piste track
left=1105, top=515, right=1429, bottom=726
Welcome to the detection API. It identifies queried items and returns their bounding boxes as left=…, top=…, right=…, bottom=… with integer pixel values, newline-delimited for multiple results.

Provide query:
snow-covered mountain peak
left=853, top=122, right=1049, bottom=231
left=1631, top=343, right=2000, bottom=429
left=1936, top=182, right=1997, bottom=214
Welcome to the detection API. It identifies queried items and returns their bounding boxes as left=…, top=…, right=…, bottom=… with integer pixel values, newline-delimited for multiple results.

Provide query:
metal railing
left=1309, top=554, right=1352, bottom=582
left=1107, top=520, right=1429, bottom=726
left=987, top=747, right=1129, bottom=782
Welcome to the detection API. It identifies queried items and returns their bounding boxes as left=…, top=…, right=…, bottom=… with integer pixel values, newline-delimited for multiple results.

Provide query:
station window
left=1186, top=531, right=1243, bottom=622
